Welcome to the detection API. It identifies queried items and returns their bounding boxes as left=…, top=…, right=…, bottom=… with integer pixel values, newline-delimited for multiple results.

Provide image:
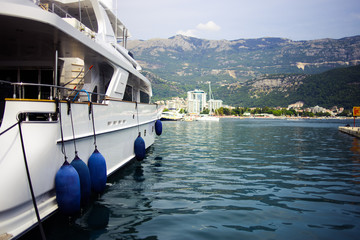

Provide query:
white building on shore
left=165, top=97, right=187, bottom=110
left=157, top=87, right=223, bottom=114
left=187, top=89, right=207, bottom=114
left=187, top=87, right=223, bottom=114
left=208, top=99, right=223, bottom=113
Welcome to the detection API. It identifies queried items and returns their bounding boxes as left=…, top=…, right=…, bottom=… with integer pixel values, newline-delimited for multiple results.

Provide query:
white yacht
left=161, top=111, right=184, bottom=121
left=0, top=0, right=163, bottom=239
left=196, top=114, right=220, bottom=121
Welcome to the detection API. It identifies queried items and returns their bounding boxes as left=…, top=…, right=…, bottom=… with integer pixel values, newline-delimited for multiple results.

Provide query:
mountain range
left=127, top=35, right=360, bottom=109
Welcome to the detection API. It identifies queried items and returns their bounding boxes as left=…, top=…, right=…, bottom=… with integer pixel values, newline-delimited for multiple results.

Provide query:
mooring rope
left=67, top=100, right=78, bottom=156
left=136, top=102, right=140, bottom=135
left=18, top=120, right=47, bottom=240
left=0, top=119, right=47, bottom=239
left=89, top=102, right=97, bottom=149
left=0, top=121, right=18, bottom=136
left=56, top=98, right=68, bottom=163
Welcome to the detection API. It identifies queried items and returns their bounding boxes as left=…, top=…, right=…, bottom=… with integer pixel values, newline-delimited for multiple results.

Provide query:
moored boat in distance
left=0, top=0, right=163, bottom=239
left=160, top=111, right=184, bottom=121
left=195, top=114, right=220, bottom=121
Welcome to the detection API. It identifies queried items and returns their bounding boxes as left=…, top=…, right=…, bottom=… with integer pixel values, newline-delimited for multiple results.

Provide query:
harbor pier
left=339, top=126, right=360, bottom=138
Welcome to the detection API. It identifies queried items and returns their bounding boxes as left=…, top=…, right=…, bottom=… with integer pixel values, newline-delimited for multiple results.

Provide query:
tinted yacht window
left=123, top=85, right=133, bottom=101
left=140, top=91, right=150, bottom=103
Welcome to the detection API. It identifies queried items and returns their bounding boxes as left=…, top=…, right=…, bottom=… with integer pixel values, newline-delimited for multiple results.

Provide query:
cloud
left=196, top=21, right=221, bottom=31
left=176, top=29, right=198, bottom=37
left=176, top=21, right=221, bottom=38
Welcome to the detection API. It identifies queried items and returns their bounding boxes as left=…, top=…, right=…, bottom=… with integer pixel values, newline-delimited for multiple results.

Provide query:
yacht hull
left=0, top=0, right=164, bottom=238
left=0, top=100, right=162, bottom=239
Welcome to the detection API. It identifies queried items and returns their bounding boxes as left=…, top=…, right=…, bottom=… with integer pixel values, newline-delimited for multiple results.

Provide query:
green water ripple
left=23, top=119, right=360, bottom=240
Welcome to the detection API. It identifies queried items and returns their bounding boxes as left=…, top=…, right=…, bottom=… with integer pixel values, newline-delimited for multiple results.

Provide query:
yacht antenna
left=78, top=0, right=81, bottom=23
left=115, top=0, right=118, bottom=42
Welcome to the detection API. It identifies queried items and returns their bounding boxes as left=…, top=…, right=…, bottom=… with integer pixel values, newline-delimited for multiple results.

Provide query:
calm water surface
left=26, top=119, right=360, bottom=240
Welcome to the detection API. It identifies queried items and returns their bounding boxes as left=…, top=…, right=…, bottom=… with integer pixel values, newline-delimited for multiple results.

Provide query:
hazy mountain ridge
left=128, top=35, right=360, bottom=85
left=128, top=35, right=360, bottom=108
left=216, top=65, right=360, bottom=108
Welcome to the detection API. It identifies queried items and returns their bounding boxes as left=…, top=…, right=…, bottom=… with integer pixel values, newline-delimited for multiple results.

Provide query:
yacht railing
left=0, top=80, right=106, bottom=103
left=34, top=1, right=85, bottom=22
left=36, top=1, right=96, bottom=39
left=37, top=2, right=74, bottom=19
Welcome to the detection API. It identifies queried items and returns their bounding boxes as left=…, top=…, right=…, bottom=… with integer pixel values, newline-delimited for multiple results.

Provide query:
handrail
left=0, top=80, right=106, bottom=103
left=49, top=3, right=74, bottom=19
left=36, top=2, right=96, bottom=39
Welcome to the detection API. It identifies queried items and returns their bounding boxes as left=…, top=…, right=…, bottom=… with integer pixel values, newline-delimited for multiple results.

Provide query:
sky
left=111, top=0, right=360, bottom=41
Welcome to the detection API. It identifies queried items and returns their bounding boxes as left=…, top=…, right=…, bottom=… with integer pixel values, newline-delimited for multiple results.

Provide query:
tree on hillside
left=201, top=108, right=210, bottom=114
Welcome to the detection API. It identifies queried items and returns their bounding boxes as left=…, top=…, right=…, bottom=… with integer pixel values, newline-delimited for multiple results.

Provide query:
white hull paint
left=0, top=100, right=161, bottom=239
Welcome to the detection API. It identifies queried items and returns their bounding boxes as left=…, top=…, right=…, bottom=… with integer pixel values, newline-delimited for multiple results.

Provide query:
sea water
left=24, top=118, right=360, bottom=240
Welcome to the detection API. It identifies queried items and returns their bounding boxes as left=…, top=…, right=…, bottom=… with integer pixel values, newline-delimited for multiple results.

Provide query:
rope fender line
left=18, top=120, right=47, bottom=240
left=67, top=99, right=78, bottom=156
left=89, top=102, right=97, bottom=149
left=136, top=102, right=140, bottom=135
left=56, top=98, right=68, bottom=162
left=0, top=120, right=47, bottom=239
left=0, top=121, right=18, bottom=136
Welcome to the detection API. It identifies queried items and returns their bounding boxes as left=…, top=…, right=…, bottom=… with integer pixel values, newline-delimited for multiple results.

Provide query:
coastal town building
left=305, top=105, right=339, bottom=116
left=331, top=106, right=344, bottom=115
left=164, top=97, right=187, bottom=111
left=208, top=99, right=223, bottom=113
left=156, top=96, right=347, bottom=117
left=288, top=101, right=304, bottom=109
left=187, top=89, right=207, bottom=114
left=157, top=94, right=224, bottom=115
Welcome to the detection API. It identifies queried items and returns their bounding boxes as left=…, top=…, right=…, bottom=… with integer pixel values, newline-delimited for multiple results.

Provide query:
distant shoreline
left=217, top=115, right=356, bottom=120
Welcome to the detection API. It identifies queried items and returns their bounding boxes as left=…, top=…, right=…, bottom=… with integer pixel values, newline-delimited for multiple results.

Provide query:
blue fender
left=88, top=149, right=107, bottom=194
left=55, top=162, right=81, bottom=215
left=71, top=155, right=91, bottom=206
left=155, top=120, right=162, bottom=136
left=134, top=136, right=146, bottom=161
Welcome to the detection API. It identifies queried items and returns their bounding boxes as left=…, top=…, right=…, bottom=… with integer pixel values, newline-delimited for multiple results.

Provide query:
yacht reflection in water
left=134, top=165, right=145, bottom=182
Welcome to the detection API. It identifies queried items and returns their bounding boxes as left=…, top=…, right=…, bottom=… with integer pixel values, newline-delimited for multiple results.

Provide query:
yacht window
left=100, top=62, right=114, bottom=98
left=140, top=91, right=150, bottom=103
left=123, top=85, right=133, bottom=101
left=91, top=86, right=98, bottom=102
left=18, top=112, right=58, bottom=122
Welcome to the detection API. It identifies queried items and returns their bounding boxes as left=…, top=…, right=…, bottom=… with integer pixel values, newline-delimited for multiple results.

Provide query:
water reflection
left=350, top=138, right=360, bottom=157
left=85, top=203, right=110, bottom=230
left=350, top=138, right=360, bottom=184
left=21, top=119, right=360, bottom=240
left=133, top=165, right=145, bottom=182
